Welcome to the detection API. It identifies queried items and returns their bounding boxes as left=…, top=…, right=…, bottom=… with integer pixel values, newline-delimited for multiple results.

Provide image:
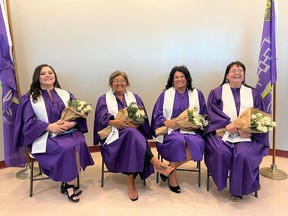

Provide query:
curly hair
left=165, top=65, right=194, bottom=91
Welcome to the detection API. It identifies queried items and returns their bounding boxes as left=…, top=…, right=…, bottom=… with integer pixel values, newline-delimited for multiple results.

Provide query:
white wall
left=1, top=0, right=287, bottom=161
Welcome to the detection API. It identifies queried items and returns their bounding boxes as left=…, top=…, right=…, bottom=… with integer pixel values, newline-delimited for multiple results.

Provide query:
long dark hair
left=220, top=61, right=253, bottom=88
left=29, top=64, right=61, bottom=102
left=165, top=65, right=194, bottom=91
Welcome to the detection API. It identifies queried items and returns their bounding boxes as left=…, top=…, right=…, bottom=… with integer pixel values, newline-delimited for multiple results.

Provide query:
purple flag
left=256, top=0, right=278, bottom=113
left=0, top=2, right=25, bottom=167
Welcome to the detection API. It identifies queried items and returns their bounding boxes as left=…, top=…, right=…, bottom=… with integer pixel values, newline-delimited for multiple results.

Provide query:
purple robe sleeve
left=151, top=91, right=166, bottom=135
left=93, top=95, right=112, bottom=145
left=197, top=89, right=207, bottom=116
left=204, top=87, right=231, bottom=135
left=13, top=94, right=49, bottom=148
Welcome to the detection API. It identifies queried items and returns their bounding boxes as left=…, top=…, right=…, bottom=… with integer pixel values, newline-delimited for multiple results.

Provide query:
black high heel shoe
left=62, top=183, right=80, bottom=203
left=168, top=182, right=181, bottom=193
left=61, top=182, right=82, bottom=196
left=160, top=168, right=175, bottom=182
left=160, top=173, right=168, bottom=182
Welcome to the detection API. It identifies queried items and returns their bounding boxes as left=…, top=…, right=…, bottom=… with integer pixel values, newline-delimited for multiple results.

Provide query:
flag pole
left=260, top=84, right=287, bottom=180
left=5, top=0, right=40, bottom=179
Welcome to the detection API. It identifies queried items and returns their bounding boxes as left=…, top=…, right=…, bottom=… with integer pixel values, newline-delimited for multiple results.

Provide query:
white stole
left=30, top=88, right=70, bottom=153
left=222, top=83, right=253, bottom=143
left=104, top=90, right=136, bottom=145
left=155, top=87, right=199, bottom=143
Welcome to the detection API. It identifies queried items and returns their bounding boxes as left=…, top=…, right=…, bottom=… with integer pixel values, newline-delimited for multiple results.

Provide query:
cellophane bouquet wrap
left=61, top=99, right=92, bottom=121
left=97, top=102, right=147, bottom=140
left=155, top=107, right=208, bottom=136
left=216, top=107, right=276, bottom=137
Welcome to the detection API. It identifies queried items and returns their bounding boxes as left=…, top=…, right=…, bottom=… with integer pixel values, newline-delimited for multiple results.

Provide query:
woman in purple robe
left=13, top=64, right=94, bottom=203
left=94, top=70, right=174, bottom=201
left=204, top=61, right=269, bottom=201
left=151, top=66, right=207, bottom=193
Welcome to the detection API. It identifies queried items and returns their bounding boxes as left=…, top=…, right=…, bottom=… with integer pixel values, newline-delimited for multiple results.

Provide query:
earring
left=225, top=78, right=229, bottom=83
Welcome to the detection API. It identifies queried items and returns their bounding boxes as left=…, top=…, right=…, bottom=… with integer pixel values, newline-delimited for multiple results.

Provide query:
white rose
left=251, top=114, right=257, bottom=120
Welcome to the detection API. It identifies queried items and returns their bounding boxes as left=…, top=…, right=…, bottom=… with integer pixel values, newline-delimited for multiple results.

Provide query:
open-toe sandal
left=75, top=186, right=82, bottom=196
left=62, top=183, right=80, bottom=203
left=231, top=195, right=243, bottom=202
left=61, top=182, right=82, bottom=196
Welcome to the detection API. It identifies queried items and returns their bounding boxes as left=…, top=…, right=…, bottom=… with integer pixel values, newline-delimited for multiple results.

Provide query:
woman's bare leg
left=74, top=150, right=82, bottom=195
left=127, top=174, right=138, bottom=201
left=167, top=147, right=192, bottom=186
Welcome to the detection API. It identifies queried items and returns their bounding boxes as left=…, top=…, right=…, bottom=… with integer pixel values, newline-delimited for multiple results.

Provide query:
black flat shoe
left=168, top=182, right=181, bottom=193
left=130, top=196, right=138, bottom=201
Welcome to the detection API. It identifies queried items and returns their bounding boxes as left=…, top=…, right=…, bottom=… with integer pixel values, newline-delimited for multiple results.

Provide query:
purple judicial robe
left=204, top=85, right=269, bottom=196
left=93, top=92, right=154, bottom=180
left=151, top=88, right=207, bottom=162
left=13, top=89, right=94, bottom=182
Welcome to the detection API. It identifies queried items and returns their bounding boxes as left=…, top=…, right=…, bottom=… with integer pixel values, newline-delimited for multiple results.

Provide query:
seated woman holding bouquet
left=94, top=70, right=174, bottom=201
left=13, top=64, right=94, bottom=203
left=151, top=65, right=207, bottom=193
left=204, top=61, right=269, bottom=201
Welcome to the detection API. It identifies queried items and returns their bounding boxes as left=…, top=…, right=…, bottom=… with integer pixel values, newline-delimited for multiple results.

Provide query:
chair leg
left=30, top=158, right=34, bottom=197
left=156, top=153, right=161, bottom=183
left=206, top=170, right=210, bottom=191
left=101, top=158, right=104, bottom=188
left=198, top=161, right=201, bottom=187
left=77, top=176, right=80, bottom=188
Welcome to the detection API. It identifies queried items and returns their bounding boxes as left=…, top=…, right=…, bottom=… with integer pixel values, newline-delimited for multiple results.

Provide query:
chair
left=156, top=153, right=201, bottom=187
left=101, top=157, right=145, bottom=187
left=29, top=154, right=80, bottom=197
left=206, top=170, right=258, bottom=197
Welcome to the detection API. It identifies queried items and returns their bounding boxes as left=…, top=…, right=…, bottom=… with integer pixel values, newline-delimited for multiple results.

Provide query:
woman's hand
left=225, top=123, right=238, bottom=135
left=46, top=122, right=68, bottom=134
left=238, top=130, right=252, bottom=138
left=46, top=120, right=76, bottom=134
left=164, top=119, right=178, bottom=130
left=108, top=119, right=128, bottom=129
left=125, top=121, right=139, bottom=128
left=57, top=120, right=76, bottom=130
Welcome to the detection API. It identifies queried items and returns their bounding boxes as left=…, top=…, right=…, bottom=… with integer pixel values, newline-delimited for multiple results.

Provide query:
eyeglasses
left=229, top=69, right=244, bottom=74
left=113, top=79, right=126, bottom=83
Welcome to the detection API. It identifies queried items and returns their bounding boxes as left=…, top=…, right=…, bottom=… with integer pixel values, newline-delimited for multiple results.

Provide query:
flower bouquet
left=61, top=99, right=92, bottom=121
left=216, top=107, right=276, bottom=137
left=233, top=107, right=276, bottom=133
left=155, top=107, right=208, bottom=136
left=51, top=99, right=92, bottom=137
left=97, top=102, right=147, bottom=140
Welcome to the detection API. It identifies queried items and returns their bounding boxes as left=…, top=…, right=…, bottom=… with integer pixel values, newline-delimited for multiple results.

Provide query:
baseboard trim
left=0, top=144, right=287, bottom=169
